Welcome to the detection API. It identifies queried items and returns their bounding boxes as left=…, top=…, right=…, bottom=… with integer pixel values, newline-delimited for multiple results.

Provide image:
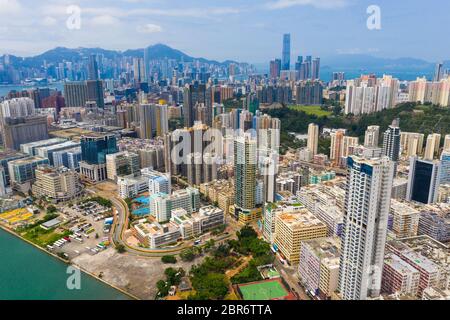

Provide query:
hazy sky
left=0, top=0, right=448, bottom=63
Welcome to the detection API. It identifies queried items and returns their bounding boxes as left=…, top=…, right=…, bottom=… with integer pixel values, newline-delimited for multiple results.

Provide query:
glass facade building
left=81, top=134, right=118, bottom=165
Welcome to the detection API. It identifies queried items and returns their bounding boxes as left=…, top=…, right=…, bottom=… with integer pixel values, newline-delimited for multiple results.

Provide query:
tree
left=116, top=244, right=126, bottom=253
left=46, top=205, right=57, bottom=214
left=180, top=248, right=196, bottom=262
left=190, top=273, right=229, bottom=300
left=156, top=280, right=169, bottom=297
left=161, top=255, right=177, bottom=264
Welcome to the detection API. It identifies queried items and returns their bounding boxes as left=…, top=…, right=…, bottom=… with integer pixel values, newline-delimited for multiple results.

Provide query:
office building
left=281, top=34, right=291, bottom=71
left=7, top=156, right=49, bottom=193
left=53, top=147, right=82, bottom=171
left=339, top=156, right=394, bottom=300
left=35, top=140, right=80, bottom=166
left=88, top=54, right=99, bottom=80
left=20, top=138, right=67, bottom=156
left=406, top=157, right=441, bottom=204
left=79, top=134, right=118, bottom=183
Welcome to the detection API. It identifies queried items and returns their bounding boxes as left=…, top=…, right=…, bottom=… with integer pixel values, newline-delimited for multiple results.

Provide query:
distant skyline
left=0, top=0, right=449, bottom=63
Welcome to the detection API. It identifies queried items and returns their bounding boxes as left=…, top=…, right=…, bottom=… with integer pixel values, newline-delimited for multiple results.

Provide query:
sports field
left=238, top=280, right=288, bottom=300
left=288, top=105, right=332, bottom=117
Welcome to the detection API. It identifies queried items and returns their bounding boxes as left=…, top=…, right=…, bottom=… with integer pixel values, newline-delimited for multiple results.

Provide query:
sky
left=0, top=0, right=448, bottom=63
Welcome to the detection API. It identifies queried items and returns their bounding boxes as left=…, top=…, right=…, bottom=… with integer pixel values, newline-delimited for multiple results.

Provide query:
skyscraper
left=382, top=119, right=401, bottom=163
left=281, top=34, right=291, bottom=71
left=307, top=123, right=319, bottom=156
left=86, top=80, right=105, bottom=108
left=434, top=62, right=444, bottom=82
left=311, top=58, right=321, bottom=80
left=88, top=54, right=99, bottom=80
left=269, top=59, right=281, bottom=79
left=330, top=129, right=346, bottom=166
left=234, top=134, right=257, bottom=211
left=406, top=157, right=441, bottom=204
left=339, top=156, right=394, bottom=300
left=183, top=83, right=213, bottom=128
left=364, top=126, right=380, bottom=148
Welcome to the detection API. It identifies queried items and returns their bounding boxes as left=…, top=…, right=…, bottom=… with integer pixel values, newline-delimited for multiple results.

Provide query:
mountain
left=2, top=44, right=240, bottom=69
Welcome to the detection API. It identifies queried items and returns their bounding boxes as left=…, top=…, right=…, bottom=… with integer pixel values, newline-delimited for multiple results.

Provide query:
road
left=86, top=185, right=231, bottom=257
left=273, top=258, right=310, bottom=300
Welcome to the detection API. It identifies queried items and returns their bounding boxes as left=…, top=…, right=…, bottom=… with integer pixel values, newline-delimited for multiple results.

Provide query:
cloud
left=0, top=0, right=21, bottom=14
left=41, top=16, right=57, bottom=27
left=90, top=15, right=121, bottom=26
left=266, top=0, right=348, bottom=10
left=136, top=23, right=163, bottom=33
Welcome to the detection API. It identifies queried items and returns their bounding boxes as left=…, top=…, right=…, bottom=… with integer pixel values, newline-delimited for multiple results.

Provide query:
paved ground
left=73, top=248, right=203, bottom=300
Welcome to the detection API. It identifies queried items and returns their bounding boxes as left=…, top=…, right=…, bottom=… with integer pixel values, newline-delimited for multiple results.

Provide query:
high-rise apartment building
left=364, top=126, right=380, bottom=148
left=400, top=132, right=424, bottom=157
left=330, top=129, right=346, bottom=166
left=382, top=119, right=401, bottom=164
left=339, top=156, right=394, bottom=300
left=307, top=123, right=319, bottom=156
left=440, top=150, right=450, bottom=185
left=295, top=81, right=323, bottom=105
left=234, top=134, right=257, bottom=211
left=424, top=133, right=441, bottom=160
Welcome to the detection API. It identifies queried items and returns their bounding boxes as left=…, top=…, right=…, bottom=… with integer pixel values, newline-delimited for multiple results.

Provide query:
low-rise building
left=390, top=200, right=420, bottom=238
left=381, top=253, right=420, bottom=297
left=274, top=207, right=328, bottom=264
left=298, top=237, right=340, bottom=299
left=32, top=165, right=82, bottom=203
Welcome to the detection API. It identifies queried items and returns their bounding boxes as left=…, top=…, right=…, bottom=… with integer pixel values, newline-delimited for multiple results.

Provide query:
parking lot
left=48, top=201, right=115, bottom=260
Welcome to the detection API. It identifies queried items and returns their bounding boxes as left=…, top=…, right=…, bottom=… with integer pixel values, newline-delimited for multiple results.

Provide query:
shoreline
left=0, top=224, right=140, bottom=301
